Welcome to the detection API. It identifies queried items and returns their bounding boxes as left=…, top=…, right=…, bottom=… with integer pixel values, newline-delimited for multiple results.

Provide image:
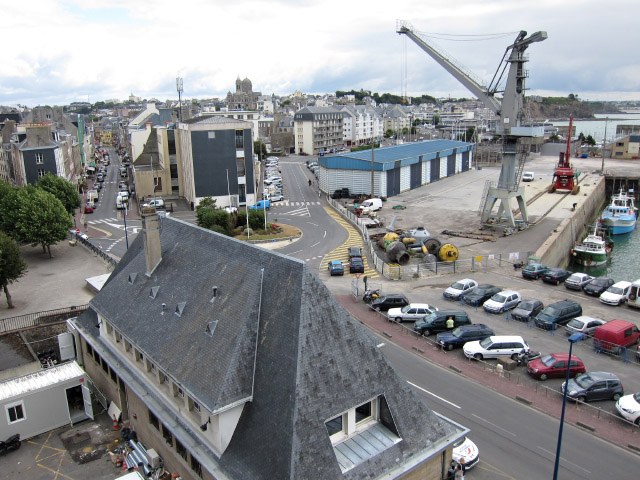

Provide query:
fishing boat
left=599, top=189, right=637, bottom=234
left=570, top=224, right=613, bottom=267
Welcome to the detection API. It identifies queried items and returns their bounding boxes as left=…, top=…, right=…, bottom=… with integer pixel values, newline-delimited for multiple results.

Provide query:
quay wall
left=535, top=175, right=607, bottom=268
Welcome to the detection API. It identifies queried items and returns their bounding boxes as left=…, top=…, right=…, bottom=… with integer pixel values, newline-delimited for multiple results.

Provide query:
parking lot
left=362, top=265, right=640, bottom=416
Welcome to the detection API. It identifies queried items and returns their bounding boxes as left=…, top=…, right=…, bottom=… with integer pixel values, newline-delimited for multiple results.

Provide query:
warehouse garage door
left=461, top=151, right=470, bottom=171
left=386, top=168, right=401, bottom=197
left=447, top=154, right=456, bottom=177
left=430, top=158, right=440, bottom=182
left=410, top=161, right=422, bottom=189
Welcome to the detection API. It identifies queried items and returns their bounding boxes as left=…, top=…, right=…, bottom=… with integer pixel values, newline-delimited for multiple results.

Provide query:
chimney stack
left=141, top=206, right=162, bottom=276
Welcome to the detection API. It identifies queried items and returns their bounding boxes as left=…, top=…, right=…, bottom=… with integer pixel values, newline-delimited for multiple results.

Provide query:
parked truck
left=87, top=189, right=99, bottom=203
left=249, top=200, right=270, bottom=210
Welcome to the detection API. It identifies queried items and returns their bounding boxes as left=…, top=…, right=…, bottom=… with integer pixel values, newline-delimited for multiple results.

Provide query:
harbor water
left=554, top=113, right=640, bottom=143
left=569, top=221, right=639, bottom=281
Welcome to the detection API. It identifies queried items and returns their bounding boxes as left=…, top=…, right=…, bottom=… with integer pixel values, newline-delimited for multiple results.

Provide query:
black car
left=370, top=294, right=409, bottom=312
left=583, top=277, right=615, bottom=296
left=436, top=324, right=494, bottom=350
left=511, top=299, right=544, bottom=322
left=348, top=247, right=362, bottom=259
left=349, top=257, right=364, bottom=274
left=563, top=372, right=624, bottom=402
left=534, top=300, right=582, bottom=330
left=463, top=285, right=502, bottom=307
left=542, top=268, right=573, bottom=285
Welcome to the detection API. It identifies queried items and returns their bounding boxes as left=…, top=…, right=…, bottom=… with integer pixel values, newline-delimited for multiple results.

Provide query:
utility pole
left=601, top=117, right=608, bottom=174
left=176, top=77, right=183, bottom=122
left=371, top=141, right=375, bottom=198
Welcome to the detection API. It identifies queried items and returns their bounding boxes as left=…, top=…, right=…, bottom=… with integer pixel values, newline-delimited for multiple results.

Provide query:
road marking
left=407, top=381, right=461, bottom=409
left=471, top=413, right=516, bottom=437
left=537, top=447, right=591, bottom=475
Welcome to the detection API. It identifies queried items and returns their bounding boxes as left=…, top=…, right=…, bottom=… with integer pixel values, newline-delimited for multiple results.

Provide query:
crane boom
left=397, top=24, right=501, bottom=114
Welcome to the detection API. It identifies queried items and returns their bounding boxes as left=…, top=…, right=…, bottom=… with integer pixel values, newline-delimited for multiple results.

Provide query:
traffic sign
left=76, top=229, right=81, bottom=235
left=355, top=273, right=361, bottom=279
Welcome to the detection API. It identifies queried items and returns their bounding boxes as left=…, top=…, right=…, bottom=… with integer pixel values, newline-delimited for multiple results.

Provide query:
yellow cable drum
left=438, top=243, right=459, bottom=262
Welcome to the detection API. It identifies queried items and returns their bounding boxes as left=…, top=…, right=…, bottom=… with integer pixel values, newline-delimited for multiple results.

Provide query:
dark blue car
left=328, top=261, right=344, bottom=276
left=436, top=324, right=494, bottom=351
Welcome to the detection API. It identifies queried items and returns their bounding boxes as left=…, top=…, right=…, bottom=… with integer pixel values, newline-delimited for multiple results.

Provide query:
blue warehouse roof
left=318, top=140, right=474, bottom=171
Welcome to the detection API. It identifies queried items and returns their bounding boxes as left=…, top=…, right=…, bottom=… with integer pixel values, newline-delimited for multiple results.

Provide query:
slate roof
left=84, top=217, right=460, bottom=479
left=182, top=115, right=248, bottom=126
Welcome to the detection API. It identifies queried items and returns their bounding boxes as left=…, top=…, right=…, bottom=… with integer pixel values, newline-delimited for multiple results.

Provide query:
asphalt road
left=379, top=333, right=640, bottom=480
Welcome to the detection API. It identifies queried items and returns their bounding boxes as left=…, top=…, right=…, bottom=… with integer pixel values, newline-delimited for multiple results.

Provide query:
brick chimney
left=141, top=206, right=162, bottom=276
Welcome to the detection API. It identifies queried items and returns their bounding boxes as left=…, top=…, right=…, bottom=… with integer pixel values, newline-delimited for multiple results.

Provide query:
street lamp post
left=553, top=332, right=585, bottom=480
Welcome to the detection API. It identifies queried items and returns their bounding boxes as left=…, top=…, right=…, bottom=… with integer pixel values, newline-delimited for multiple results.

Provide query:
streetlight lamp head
left=568, top=332, right=586, bottom=344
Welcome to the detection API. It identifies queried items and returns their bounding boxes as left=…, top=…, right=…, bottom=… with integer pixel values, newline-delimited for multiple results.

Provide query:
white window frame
left=35, top=152, right=44, bottom=164
left=327, top=397, right=379, bottom=445
left=6, top=400, right=26, bottom=424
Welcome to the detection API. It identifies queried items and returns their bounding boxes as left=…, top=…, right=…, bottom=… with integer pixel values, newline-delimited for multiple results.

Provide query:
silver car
left=387, top=303, right=438, bottom=323
left=565, top=316, right=606, bottom=336
left=565, top=273, right=594, bottom=291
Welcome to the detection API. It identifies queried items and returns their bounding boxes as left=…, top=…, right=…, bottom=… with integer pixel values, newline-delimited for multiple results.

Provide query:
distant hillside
left=526, top=97, right=621, bottom=121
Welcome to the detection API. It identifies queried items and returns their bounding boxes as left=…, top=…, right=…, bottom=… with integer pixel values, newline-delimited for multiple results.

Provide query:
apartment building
left=294, top=107, right=345, bottom=155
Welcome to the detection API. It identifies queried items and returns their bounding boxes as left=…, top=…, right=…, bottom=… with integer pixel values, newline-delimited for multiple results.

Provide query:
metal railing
left=72, top=233, right=118, bottom=268
left=329, top=197, right=531, bottom=280
left=0, top=305, right=88, bottom=335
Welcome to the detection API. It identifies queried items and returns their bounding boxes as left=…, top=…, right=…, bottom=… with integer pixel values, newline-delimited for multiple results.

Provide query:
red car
left=527, top=353, right=586, bottom=381
left=84, top=202, right=95, bottom=213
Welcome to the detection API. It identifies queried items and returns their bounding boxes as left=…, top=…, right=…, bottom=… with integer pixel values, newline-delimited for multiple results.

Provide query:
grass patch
left=233, top=223, right=301, bottom=241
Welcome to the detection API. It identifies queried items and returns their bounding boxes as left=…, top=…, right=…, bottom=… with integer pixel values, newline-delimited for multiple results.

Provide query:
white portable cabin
left=0, top=361, right=93, bottom=440
left=629, top=279, right=640, bottom=309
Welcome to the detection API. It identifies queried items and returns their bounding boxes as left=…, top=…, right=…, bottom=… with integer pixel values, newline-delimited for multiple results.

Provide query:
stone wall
left=535, top=175, right=606, bottom=267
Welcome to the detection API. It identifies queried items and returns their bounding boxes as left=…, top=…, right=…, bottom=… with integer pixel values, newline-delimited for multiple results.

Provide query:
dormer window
left=325, top=395, right=400, bottom=473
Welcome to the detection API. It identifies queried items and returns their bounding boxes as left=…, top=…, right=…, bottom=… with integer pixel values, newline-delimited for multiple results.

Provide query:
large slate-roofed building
left=70, top=209, right=465, bottom=480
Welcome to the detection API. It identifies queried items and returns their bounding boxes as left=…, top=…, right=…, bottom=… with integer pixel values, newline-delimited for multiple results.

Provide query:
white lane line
left=407, top=381, right=461, bottom=409
left=471, top=413, right=516, bottom=437
left=537, top=447, right=591, bottom=475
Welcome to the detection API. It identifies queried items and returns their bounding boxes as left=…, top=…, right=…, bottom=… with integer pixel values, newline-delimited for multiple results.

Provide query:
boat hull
left=571, top=249, right=609, bottom=266
left=600, top=218, right=636, bottom=235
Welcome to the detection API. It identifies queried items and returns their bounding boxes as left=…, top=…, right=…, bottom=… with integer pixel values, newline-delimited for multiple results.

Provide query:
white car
left=387, top=303, right=438, bottom=323
left=452, top=436, right=479, bottom=470
left=599, top=281, right=632, bottom=306
left=269, top=193, right=284, bottom=202
left=564, top=272, right=593, bottom=291
left=616, top=393, right=640, bottom=425
left=483, top=290, right=522, bottom=313
left=443, top=278, right=478, bottom=301
left=223, top=206, right=238, bottom=214
left=522, top=172, right=535, bottom=182
left=463, top=335, right=530, bottom=360
left=143, top=198, right=165, bottom=209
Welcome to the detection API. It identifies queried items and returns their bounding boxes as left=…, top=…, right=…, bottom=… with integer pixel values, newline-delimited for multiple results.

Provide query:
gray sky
left=2, top=0, right=639, bottom=107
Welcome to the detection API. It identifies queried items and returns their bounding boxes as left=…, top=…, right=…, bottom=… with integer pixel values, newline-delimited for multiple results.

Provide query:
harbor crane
left=397, top=21, right=547, bottom=228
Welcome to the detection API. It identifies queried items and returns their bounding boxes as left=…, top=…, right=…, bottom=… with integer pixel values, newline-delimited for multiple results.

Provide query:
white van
left=626, top=279, right=640, bottom=309
left=360, top=198, right=382, bottom=215
left=116, top=195, right=126, bottom=210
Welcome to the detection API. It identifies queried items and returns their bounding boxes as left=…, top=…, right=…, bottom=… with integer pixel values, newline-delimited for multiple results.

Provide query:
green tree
left=254, top=140, right=267, bottom=159
left=0, top=232, right=27, bottom=309
left=384, top=129, right=394, bottom=138
left=586, top=135, right=596, bottom=146
left=195, top=197, right=217, bottom=227
left=248, top=209, right=264, bottom=231
left=402, top=127, right=409, bottom=135
left=0, top=185, right=33, bottom=238
left=36, top=174, right=81, bottom=216
left=432, top=114, right=440, bottom=126
left=14, top=188, right=73, bottom=258
left=465, top=127, right=476, bottom=142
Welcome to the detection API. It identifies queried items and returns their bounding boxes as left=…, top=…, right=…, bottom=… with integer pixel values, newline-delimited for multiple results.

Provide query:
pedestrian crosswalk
left=271, top=201, right=321, bottom=207
left=87, top=217, right=121, bottom=225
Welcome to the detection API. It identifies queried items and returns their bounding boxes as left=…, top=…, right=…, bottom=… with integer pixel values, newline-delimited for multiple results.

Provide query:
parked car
left=328, top=261, right=344, bottom=276
left=615, top=393, right=640, bottom=425
left=511, top=299, right=544, bottom=322
left=564, top=272, right=594, bottom=291
left=463, top=335, right=530, bottom=360
left=143, top=198, right=165, bottom=209
left=565, top=316, right=607, bottom=336
left=349, top=258, right=364, bottom=274
left=463, top=285, right=501, bottom=307
left=436, top=324, right=494, bottom=351
left=388, top=303, right=438, bottom=323
left=84, top=202, right=94, bottom=213
left=583, top=276, right=615, bottom=296
left=443, top=278, right=478, bottom=301
left=348, top=247, right=362, bottom=259
left=534, top=300, right=582, bottom=330
left=223, top=206, right=238, bottom=214
left=249, top=200, right=270, bottom=210
left=526, top=353, right=586, bottom=381
left=370, top=294, right=409, bottom=312
left=542, top=268, right=573, bottom=285
left=593, top=319, right=640, bottom=354
left=482, top=290, right=521, bottom=314
left=413, top=310, right=471, bottom=336
left=452, top=436, right=480, bottom=470
left=270, top=193, right=284, bottom=202
left=522, top=263, right=549, bottom=280
left=522, top=172, right=535, bottom=182
left=599, top=280, right=632, bottom=306
left=563, top=372, right=624, bottom=402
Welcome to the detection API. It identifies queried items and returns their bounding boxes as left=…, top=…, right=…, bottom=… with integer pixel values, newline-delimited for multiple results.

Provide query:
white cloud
left=1, top=0, right=638, bottom=106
